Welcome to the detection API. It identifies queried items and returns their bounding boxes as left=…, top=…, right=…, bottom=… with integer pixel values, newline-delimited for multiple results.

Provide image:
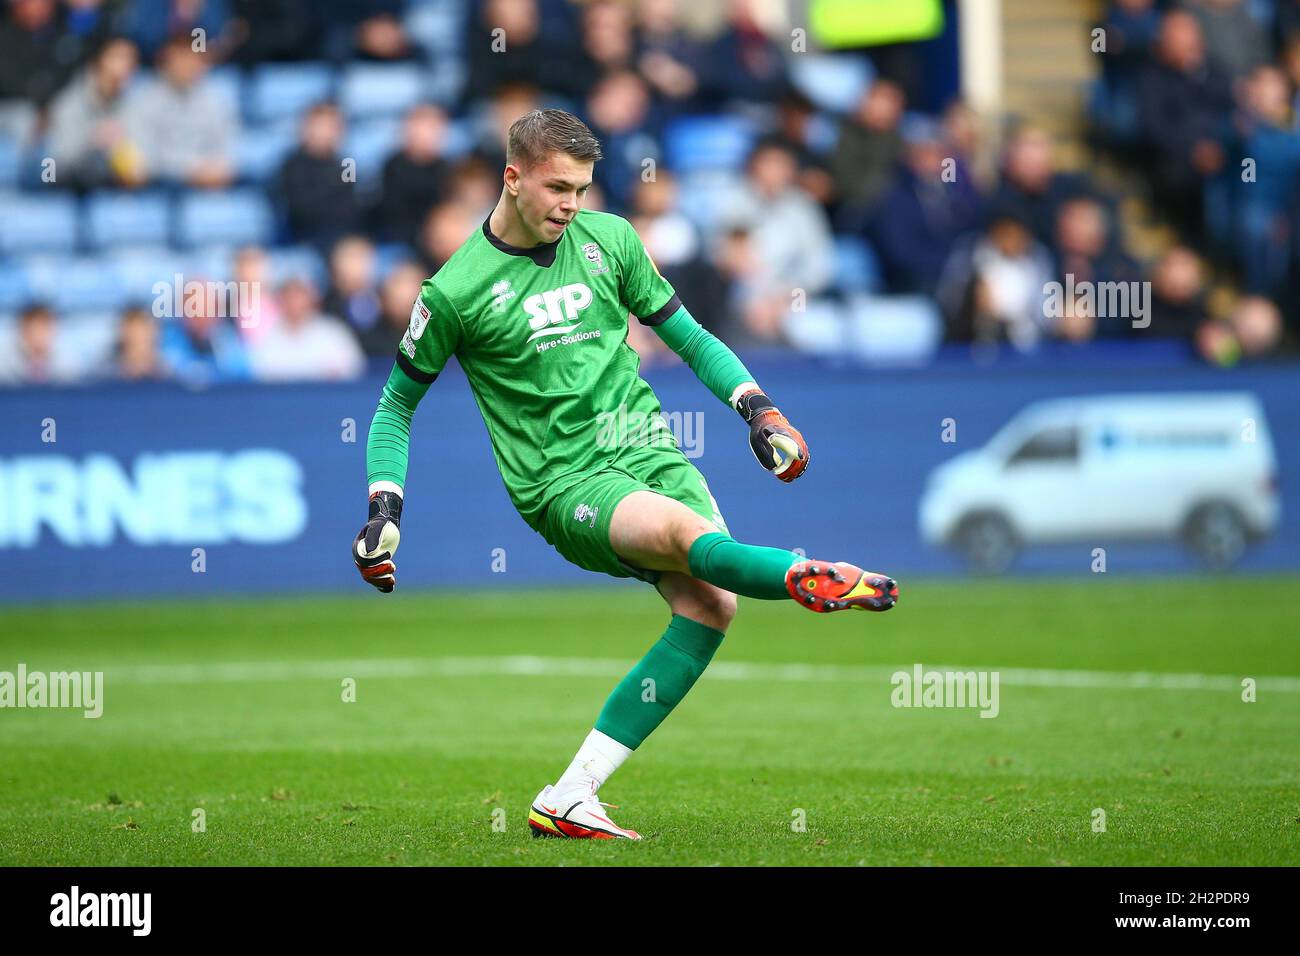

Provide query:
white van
left=919, top=393, right=1279, bottom=572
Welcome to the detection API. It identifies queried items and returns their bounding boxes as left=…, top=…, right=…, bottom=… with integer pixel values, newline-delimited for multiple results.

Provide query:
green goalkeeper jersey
left=395, top=210, right=686, bottom=531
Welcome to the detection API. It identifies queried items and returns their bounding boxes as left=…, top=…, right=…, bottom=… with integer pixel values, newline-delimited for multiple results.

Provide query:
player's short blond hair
left=507, top=109, right=603, bottom=170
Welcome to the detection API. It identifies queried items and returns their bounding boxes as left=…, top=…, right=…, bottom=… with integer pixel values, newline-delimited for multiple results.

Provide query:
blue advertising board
left=1, top=352, right=1297, bottom=602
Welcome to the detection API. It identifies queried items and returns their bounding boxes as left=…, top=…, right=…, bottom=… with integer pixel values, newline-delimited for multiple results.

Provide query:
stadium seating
left=0, top=192, right=79, bottom=254
left=175, top=189, right=276, bottom=248
left=246, top=62, right=336, bottom=125
left=339, top=63, right=427, bottom=118
left=85, top=191, right=172, bottom=249
left=663, top=115, right=759, bottom=174
left=21, top=255, right=126, bottom=313
left=234, top=120, right=299, bottom=185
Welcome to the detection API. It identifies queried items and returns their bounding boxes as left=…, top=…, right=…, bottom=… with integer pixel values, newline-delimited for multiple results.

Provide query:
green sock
left=594, top=614, right=726, bottom=750
left=686, top=531, right=799, bottom=600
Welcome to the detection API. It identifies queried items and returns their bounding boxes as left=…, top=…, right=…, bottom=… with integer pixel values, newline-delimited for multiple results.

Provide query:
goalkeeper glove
left=353, top=490, right=402, bottom=592
left=735, top=388, right=809, bottom=482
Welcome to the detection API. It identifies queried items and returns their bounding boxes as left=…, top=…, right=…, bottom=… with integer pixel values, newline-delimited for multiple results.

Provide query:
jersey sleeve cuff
left=395, top=352, right=439, bottom=385
left=636, top=293, right=683, bottom=327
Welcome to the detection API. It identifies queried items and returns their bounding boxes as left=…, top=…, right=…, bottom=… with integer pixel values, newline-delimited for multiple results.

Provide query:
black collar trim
left=482, top=217, right=561, bottom=267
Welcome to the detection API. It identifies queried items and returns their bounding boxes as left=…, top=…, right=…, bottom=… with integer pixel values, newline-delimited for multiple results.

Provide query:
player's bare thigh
left=609, top=489, right=718, bottom=574
left=654, top=571, right=738, bottom=633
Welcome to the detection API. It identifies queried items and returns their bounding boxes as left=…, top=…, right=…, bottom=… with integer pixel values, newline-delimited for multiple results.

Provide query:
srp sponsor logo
left=524, top=283, right=593, bottom=342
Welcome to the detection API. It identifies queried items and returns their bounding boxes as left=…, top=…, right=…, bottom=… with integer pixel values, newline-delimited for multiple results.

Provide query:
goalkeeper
left=354, top=109, right=898, bottom=841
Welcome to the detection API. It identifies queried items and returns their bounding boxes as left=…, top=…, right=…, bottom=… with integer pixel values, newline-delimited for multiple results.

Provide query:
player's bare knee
left=673, top=585, right=737, bottom=632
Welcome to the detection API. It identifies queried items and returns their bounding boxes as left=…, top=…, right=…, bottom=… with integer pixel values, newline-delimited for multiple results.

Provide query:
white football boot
left=527, top=784, right=642, bottom=840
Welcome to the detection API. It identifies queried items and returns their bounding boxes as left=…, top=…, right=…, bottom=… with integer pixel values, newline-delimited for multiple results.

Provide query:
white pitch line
left=97, top=656, right=1300, bottom=694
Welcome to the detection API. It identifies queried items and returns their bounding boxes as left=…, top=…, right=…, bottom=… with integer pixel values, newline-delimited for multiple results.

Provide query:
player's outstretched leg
left=611, top=491, right=899, bottom=614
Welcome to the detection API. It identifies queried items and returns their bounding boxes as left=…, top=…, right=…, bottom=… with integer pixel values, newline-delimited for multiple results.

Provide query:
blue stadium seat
left=406, top=0, right=465, bottom=57
left=0, top=258, right=29, bottom=310
left=204, top=66, right=244, bottom=118
left=664, top=115, right=758, bottom=174
left=0, top=135, right=21, bottom=188
left=105, top=247, right=186, bottom=302
left=344, top=118, right=402, bottom=185
left=844, top=294, right=943, bottom=365
left=339, top=63, right=426, bottom=118
left=85, top=191, right=171, bottom=248
left=0, top=192, right=79, bottom=254
left=833, top=235, right=883, bottom=294
left=22, top=256, right=127, bottom=312
left=234, top=121, right=298, bottom=184
left=675, top=170, right=739, bottom=232
left=268, top=245, right=327, bottom=287
left=247, top=62, right=336, bottom=125
left=61, top=311, right=119, bottom=368
left=788, top=53, right=874, bottom=115
left=175, top=189, right=275, bottom=248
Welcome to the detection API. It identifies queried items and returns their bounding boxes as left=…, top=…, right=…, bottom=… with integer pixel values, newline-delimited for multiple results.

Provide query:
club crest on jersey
left=409, top=298, right=431, bottom=339
left=582, top=242, right=608, bottom=275
left=491, top=279, right=516, bottom=312
left=573, top=503, right=599, bottom=527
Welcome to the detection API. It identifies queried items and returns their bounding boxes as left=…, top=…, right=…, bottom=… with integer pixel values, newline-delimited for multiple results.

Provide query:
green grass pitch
left=1, top=577, right=1297, bottom=866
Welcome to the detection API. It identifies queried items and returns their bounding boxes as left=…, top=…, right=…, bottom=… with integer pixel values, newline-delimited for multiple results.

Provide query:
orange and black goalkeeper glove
left=735, top=389, right=809, bottom=482
left=352, top=490, right=402, bottom=592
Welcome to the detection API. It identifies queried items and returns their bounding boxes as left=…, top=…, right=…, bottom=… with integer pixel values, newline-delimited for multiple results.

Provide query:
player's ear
left=503, top=163, right=521, bottom=196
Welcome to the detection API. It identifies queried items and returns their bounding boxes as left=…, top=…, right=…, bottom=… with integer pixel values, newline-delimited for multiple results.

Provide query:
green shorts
left=536, top=445, right=729, bottom=584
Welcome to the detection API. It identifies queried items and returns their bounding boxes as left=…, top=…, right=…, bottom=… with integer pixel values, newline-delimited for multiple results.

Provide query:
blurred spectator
left=420, top=200, right=477, bottom=275
left=630, top=171, right=728, bottom=335
left=47, top=36, right=141, bottom=190
left=829, top=79, right=906, bottom=230
left=1227, top=293, right=1285, bottom=356
left=472, top=81, right=541, bottom=171
left=316, top=0, right=412, bottom=63
left=465, top=0, right=548, bottom=108
left=991, top=126, right=1097, bottom=247
left=358, top=261, right=425, bottom=356
left=1220, top=65, right=1300, bottom=294
left=1138, top=10, right=1233, bottom=240
left=323, top=235, right=382, bottom=336
left=770, top=89, right=834, bottom=206
left=0, top=304, right=79, bottom=385
left=0, top=0, right=99, bottom=105
left=232, top=246, right=281, bottom=341
left=1187, top=0, right=1268, bottom=79
left=446, top=154, right=501, bottom=222
left=870, top=117, right=984, bottom=295
left=121, top=34, right=236, bottom=188
left=564, top=0, right=638, bottom=99
left=249, top=277, right=364, bottom=381
left=717, top=137, right=835, bottom=343
left=119, top=0, right=233, bottom=63
left=110, top=306, right=169, bottom=382
left=636, top=0, right=703, bottom=113
left=586, top=70, right=661, bottom=213
left=697, top=0, right=789, bottom=108
left=160, top=295, right=252, bottom=386
left=226, top=0, right=322, bottom=64
left=378, top=104, right=451, bottom=248
left=1093, top=0, right=1161, bottom=146
left=939, top=211, right=1055, bottom=350
left=1053, top=197, right=1143, bottom=336
left=278, top=101, right=363, bottom=249
left=1148, top=246, right=1208, bottom=338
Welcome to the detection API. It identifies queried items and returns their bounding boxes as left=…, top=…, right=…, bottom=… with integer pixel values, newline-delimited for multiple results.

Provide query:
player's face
left=513, top=152, right=594, bottom=244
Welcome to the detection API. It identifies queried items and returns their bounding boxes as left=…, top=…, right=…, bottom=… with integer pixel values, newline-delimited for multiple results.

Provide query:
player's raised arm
left=618, top=219, right=809, bottom=482
left=352, top=281, right=464, bottom=592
